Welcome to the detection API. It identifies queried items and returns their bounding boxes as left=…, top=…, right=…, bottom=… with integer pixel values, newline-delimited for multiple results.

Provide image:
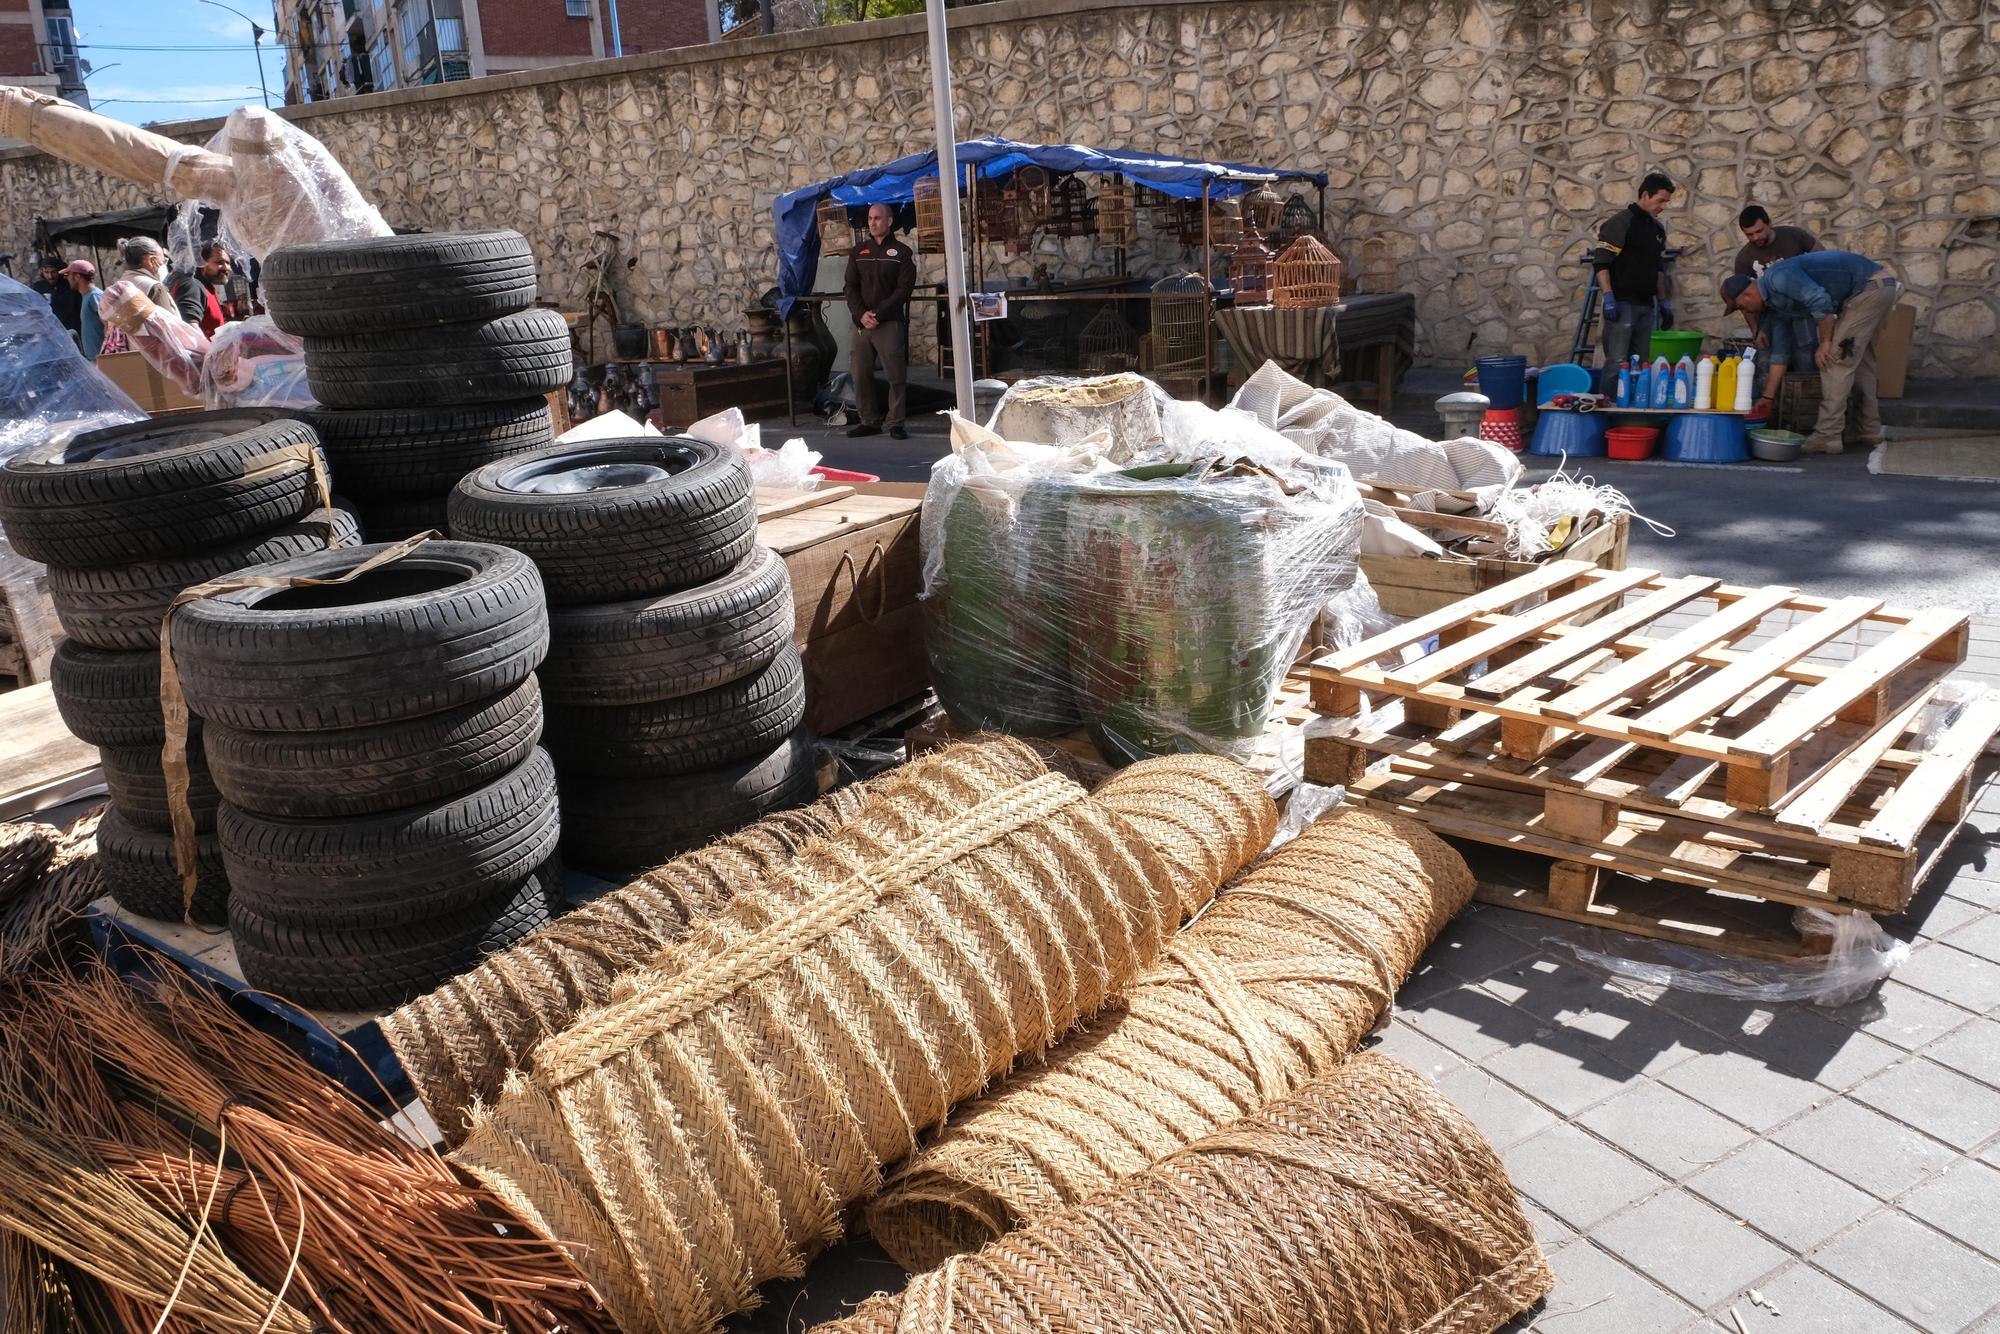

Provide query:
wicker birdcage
left=974, top=183, right=1018, bottom=250
left=1047, top=175, right=1096, bottom=239
left=1139, top=184, right=1178, bottom=225
left=1229, top=235, right=1275, bottom=303
left=1077, top=304, right=1139, bottom=371
left=1170, top=197, right=1242, bottom=248
left=1273, top=234, right=1343, bottom=308
left=1149, top=270, right=1210, bottom=370
left=817, top=197, right=855, bottom=256
left=1244, top=184, right=1285, bottom=239
left=1273, top=191, right=1323, bottom=250
left=914, top=176, right=947, bottom=253
left=1096, top=177, right=1136, bottom=247
left=1361, top=236, right=1397, bottom=294
left=1008, top=165, right=1053, bottom=229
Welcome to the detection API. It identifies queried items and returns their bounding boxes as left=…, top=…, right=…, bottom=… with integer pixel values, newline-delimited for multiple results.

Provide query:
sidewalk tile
left=1480, top=1031, right=1637, bottom=1116
left=1535, top=1240, right=1697, bottom=1332
left=1686, top=1140, right=1879, bottom=1252
left=1661, top=1048, right=1831, bottom=1131
left=1841, top=982, right=1978, bottom=1051
left=1925, top=1018, right=2000, bottom=1088
left=1773, top=1099, right=1957, bottom=1199
left=1756, top=1013, right=1904, bottom=1090
left=1591, top=1189, right=1791, bottom=1312
left=1504, top=1123, right=1668, bottom=1230
left=1902, top=1160, right=2000, bottom=1261
left=1896, top=942, right=2000, bottom=1013
left=1425, top=912, right=1541, bottom=981
left=1578, top=1083, right=1753, bottom=1178
left=1434, top=1064, right=1559, bottom=1150
left=1946, top=914, right=2000, bottom=965
left=1591, top=1007, right=1718, bottom=1078
left=1401, top=983, right=1555, bottom=1063
left=1851, top=1058, right=2000, bottom=1151
left=1743, top=1265, right=1920, bottom=1334
left=1897, top=894, right=1984, bottom=944
left=1520, top=1198, right=1575, bottom=1254
left=1814, top=1213, right=2000, bottom=1332
left=1368, top=1021, right=1465, bottom=1081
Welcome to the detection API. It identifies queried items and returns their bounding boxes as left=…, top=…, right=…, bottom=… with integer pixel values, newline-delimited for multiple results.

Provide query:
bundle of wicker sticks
left=383, top=738, right=1048, bottom=1138
left=815, top=1054, right=1553, bottom=1334
left=454, top=746, right=1277, bottom=1334
left=867, top=805, right=1475, bottom=1270
left=0, top=808, right=104, bottom=979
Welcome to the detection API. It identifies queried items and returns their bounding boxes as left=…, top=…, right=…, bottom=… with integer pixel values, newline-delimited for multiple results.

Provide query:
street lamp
left=197, top=0, right=272, bottom=109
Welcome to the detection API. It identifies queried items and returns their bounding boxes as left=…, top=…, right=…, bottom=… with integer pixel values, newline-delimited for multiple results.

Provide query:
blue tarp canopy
left=774, top=136, right=1326, bottom=314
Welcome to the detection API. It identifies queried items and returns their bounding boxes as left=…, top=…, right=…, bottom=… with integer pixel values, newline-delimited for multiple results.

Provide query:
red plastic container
left=1479, top=407, right=1524, bottom=452
left=1606, top=426, right=1660, bottom=461
left=810, top=465, right=882, bottom=483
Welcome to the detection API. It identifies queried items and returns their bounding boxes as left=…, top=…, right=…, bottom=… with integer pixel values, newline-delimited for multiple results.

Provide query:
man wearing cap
left=842, top=203, right=916, bottom=441
left=32, top=253, right=83, bottom=337
left=1721, top=252, right=1901, bottom=456
left=62, top=260, right=106, bottom=360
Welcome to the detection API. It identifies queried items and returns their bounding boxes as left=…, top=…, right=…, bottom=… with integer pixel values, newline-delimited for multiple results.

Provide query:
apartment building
left=276, top=0, right=717, bottom=103
left=1, top=0, right=89, bottom=106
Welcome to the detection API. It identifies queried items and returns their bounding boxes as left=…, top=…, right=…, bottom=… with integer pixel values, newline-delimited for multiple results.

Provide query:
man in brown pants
left=843, top=203, right=917, bottom=439
left=1722, top=252, right=1901, bottom=456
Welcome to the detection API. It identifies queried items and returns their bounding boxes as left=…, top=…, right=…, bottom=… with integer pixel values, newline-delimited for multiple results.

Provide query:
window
left=565, top=0, right=589, bottom=16
left=45, top=16, right=79, bottom=61
left=370, top=27, right=394, bottom=89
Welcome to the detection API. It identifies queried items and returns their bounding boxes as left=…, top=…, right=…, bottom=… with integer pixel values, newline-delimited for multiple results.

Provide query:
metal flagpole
left=925, top=0, right=975, bottom=419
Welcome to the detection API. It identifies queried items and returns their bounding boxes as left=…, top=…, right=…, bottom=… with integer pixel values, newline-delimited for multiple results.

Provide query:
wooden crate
left=1310, top=560, right=1972, bottom=812
left=0, top=681, right=101, bottom=820
left=1360, top=507, right=1630, bottom=620
left=0, top=552, right=57, bottom=689
left=756, top=485, right=924, bottom=735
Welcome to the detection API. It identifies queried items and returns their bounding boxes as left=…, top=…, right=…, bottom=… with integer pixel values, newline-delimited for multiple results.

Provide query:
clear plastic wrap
left=167, top=106, right=389, bottom=266
left=923, top=385, right=1365, bottom=765
left=200, top=316, right=313, bottom=409
left=99, top=279, right=209, bottom=395
left=987, top=372, right=1163, bottom=463
left=1554, top=907, right=1908, bottom=1009
left=0, top=276, right=146, bottom=464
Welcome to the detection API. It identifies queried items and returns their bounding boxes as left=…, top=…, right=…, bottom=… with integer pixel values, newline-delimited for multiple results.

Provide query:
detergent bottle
left=1672, top=355, right=1695, bottom=408
left=1615, top=359, right=1632, bottom=407
left=1694, top=355, right=1716, bottom=410
left=1629, top=356, right=1648, bottom=407
left=1714, top=355, right=1737, bottom=412
left=1651, top=355, right=1673, bottom=408
left=1734, top=348, right=1757, bottom=411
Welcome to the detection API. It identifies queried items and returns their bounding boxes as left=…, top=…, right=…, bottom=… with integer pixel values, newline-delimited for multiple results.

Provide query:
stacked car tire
left=263, top=231, right=569, bottom=540
left=0, top=411, right=356, bottom=926
left=449, top=437, right=818, bottom=869
left=170, top=539, right=563, bottom=1009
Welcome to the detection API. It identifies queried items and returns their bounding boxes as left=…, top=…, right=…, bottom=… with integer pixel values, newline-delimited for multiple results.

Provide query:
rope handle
left=830, top=541, right=889, bottom=627
left=158, top=530, right=437, bottom=919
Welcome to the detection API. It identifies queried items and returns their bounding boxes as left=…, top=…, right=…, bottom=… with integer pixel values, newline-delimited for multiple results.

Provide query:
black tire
left=100, top=743, right=222, bottom=834
left=304, top=400, right=554, bottom=498
left=0, top=412, right=328, bottom=566
left=351, top=494, right=450, bottom=542
left=169, top=540, right=548, bottom=732
left=558, top=730, right=819, bottom=870
left=218, top=747, right=560, bottom=929
left=544, top=647, right=804, bottom=777
left=231, top=860, right=560, bottom=1011
left=304, top=309, right=573, bottom=410
left=205, top=676, right=543, bottom=819
left=98, top=807, right=231, bottom=926
left=49, top=640, right=198, bottom=747
left=47, top=504, right=362, bottom=652
left=447, top=437, right=755, bottom=603
left=539, top=545, right=793, bottom=707
left=262, top=231, right=539, bottom=338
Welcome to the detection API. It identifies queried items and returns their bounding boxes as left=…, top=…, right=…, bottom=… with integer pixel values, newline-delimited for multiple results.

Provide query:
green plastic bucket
left=923, top=476, right=1079, bottom=737
left=1646, top=329, right=1705, bottom=363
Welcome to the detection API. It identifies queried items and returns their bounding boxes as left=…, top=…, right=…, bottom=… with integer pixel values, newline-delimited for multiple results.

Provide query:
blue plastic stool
left=1662, top=413, right=1748, bottom=463
left=1475, top=355, right=1529, bottom=410
left=1528, top=410, right=1606, bottom=458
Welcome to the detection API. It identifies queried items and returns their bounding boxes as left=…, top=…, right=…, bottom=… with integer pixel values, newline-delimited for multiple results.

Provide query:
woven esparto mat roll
left=453, top=750, right=1277, bottom=1334
left=867, top=805, right=1475, bottom=1271
left=382, top=737, right=1051, bottom=1138
left=817, top=1053, right=1553, bottom=1334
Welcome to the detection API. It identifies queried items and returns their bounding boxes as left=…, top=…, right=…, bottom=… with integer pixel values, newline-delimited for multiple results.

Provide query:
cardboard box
left=95, top=351, right=203, bottom=415
left=1875, top=302, right=1915, bottom=399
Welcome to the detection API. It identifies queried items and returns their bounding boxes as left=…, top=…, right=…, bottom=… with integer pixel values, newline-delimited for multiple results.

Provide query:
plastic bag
left=0, top=277, right=146, bottom=465
left=99, top=279, right=209, bottom=395
left=559, top=408, right=663, bottom=443
left=201, top=316, right=313, bottom=409
left=923, top=380, right=1365, bottom=765
left=687, top=406, right=824, bottom=490
left=1554, top=907, right=1909, bottom=1008
left=168, top=106, right=389, bottom=266
left=988, top=372, right=1163, bottom=462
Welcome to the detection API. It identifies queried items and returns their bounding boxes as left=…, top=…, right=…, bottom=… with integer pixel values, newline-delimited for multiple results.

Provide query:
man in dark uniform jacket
left=843, top=202, right=916, bottom=439
left=1591, top=172, right=1675, bottom=395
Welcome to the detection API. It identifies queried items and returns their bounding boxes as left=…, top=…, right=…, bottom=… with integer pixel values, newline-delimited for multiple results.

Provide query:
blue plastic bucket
left=1662, top=413, right=1749, bottom=463
left=1535, top=363, right=1593, bottom=403
left=1475, top=355, right=1529, bottom=410
left=1528, top=410, right=1607, bottom=458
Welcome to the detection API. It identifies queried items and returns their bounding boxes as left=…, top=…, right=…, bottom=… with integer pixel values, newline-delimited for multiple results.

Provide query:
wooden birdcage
left=974, top=182, right=1018, bottom=250
left=1139, top=184, right=1177, bottom=225
left=1170, top=197, right=1242, bottom=248
left=1150, top=271, right=1210, bottom=370
left=1096, top=176, right=1136, bottom=247
left=1008, top=165, right=1053, bottom=229
left=1272, top=192, right=1322, bottom=250
left=1361, top=236, right=1396, bottom=294
left=1272, top=234, right=1343, bottom=309
left=817, top=197, right=855, bottom=257
left=1244, top=184, right=1285, bottom=239
left=1047, top=175, right=1096, bottom=239
left=1077, top=303, right=1138, bottom=371
left=914, top=176, right=947, bottom=253
left=1229, top=235, right=1275, bottom=304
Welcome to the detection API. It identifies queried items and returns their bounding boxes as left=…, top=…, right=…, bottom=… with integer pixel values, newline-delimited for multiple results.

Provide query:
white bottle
left=1734, top=348, right=1757, bottom=411
left=1694, top=355, right=1716, bottom=410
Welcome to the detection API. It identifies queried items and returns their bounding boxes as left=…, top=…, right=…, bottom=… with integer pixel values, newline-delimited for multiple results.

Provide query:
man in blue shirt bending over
left=1721, top=252, right=1900, bottom=457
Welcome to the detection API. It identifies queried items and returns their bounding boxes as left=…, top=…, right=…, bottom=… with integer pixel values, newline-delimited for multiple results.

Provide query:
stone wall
left=4, top=0, right=1994, bottom=376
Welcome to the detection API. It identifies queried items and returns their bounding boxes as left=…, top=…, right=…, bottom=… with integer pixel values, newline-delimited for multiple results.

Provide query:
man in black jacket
left=843, top=203, right=916, bottom=439
left=1592, top=172, right=1675, bottom=394
left=31, top=253, right=83, bottom=337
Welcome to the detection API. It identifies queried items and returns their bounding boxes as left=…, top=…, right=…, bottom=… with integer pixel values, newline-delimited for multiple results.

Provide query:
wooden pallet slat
left=1773, top=685, right=1942, bottom=834
left=1464, top=574, right=1722, bottom=701
left=1381, top=565, right=1658, bottom=689
left=1859, top=688, right=2000, bottom=849
left=1313, top=557, right=1596, bottom=679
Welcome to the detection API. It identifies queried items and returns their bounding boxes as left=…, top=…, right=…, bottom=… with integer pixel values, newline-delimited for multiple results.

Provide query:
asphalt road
left=782, top=415, right=2000, bottom=616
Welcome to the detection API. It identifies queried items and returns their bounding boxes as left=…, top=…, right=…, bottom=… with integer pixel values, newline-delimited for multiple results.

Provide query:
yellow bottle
left=1715, top=356, right=1738, bottom=413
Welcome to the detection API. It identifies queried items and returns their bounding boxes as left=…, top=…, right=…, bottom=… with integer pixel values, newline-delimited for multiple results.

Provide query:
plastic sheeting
left=0, top=276, right=146, bottom=465
left=774, top=137, right=1327, bottom=314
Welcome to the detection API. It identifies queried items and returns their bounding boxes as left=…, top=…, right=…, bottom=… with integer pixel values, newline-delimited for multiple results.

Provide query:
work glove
left=1601, top=293, right=1618, bottom=322
left=1657, top=299, right=1675, bottom=329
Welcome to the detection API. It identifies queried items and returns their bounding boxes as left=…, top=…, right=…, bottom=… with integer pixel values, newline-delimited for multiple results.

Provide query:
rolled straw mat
left=383, top=737, right=1050, bottom=1139
left=815, top=1053, right=1554, bottom=1334
left=453, top=748, right=1278, bottom=1334
left=867, top=805, right=1474, bottom=1270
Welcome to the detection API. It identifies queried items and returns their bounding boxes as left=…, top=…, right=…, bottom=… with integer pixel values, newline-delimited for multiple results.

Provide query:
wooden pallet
left=1309, top=560, right=1972, bottom=812
left=907, top=672, right=1317, bottom=793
